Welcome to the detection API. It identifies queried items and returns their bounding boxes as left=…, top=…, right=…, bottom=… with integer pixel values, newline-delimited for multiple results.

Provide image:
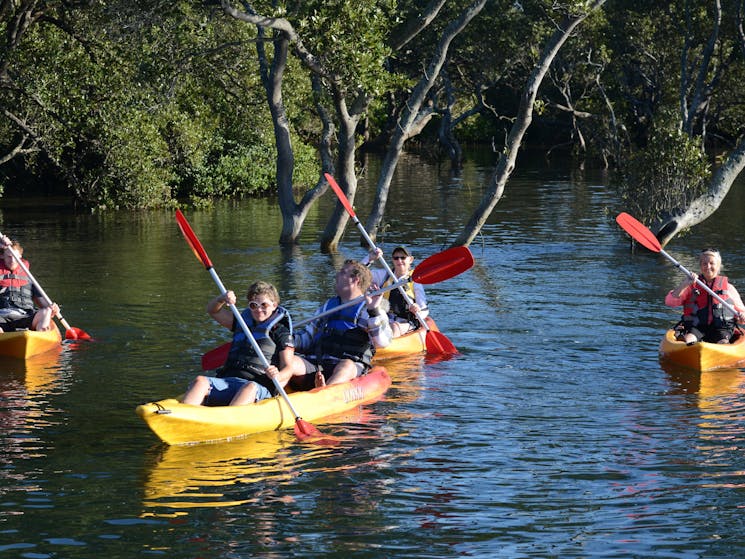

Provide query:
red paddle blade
left=324, top=173, right=357, bottom=218
left=202, top=341, right=230, bottom=370
left=425, top=330, right=458, bottom=354
left=294, top=419, right=340, bottom=445
left=615, top=212, right=662, bottom=253
left=413, top=246, right=474, bottom=284
left=175, top=209, right=213, bottom=269
left=65, top=327, right=91, bottom=341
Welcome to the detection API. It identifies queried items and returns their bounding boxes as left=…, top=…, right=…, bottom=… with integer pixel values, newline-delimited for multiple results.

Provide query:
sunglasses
left=701, top=248, right=720, bottom=254
left=392, top=255, right=408, bottom=260
left=248, top=301, right=273, bottom=310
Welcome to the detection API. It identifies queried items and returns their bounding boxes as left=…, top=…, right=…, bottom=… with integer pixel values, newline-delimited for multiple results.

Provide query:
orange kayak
left=374, top=317, right=441, bottom=360
left=136, top=366, right=392, bottom=445
left=0, top=327, right=62, bottom=359
left=658, top=329, right=745, bottom=371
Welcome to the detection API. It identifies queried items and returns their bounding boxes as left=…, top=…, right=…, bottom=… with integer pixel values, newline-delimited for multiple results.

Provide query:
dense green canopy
left=1, top=0, right=743, bottom=230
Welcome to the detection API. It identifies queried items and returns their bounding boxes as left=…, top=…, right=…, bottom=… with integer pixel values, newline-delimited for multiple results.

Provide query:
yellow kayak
left=658, top=329, right=745, bottom=371
left=0, top=327, right=62, bottom=359
left=136, top=366, right=392, bottom=445
left=373, top=317, right=440, bottom=360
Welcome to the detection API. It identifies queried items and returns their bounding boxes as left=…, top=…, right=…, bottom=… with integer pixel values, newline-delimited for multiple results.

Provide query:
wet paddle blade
left=202, top=341, right=230, bottom=370
left=294, top=419, right=340, bottom=445
left=425, top=330, right=458, bottom=355
left=615, top=212, right=662, bottom=253
left=324, top=173, right=357, bottom=217
left=65, top=327, right=91, bottom=341
left=413, top=246, right=474, bottom=284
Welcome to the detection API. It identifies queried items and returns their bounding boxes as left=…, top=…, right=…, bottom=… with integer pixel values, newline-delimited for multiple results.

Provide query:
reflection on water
left=141, top=431, right=298, bottom=511
left=664, top=363, right=745, bottom=401
left=0, top=347, right=68, bottom=492
left=141, top=357, right=425, bottom=514
left=663, top=363, right=745, bottom=488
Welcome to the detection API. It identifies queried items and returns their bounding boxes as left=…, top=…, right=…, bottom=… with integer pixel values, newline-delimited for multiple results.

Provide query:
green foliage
left=188, top=133, right=318, bottom=204
left=618, top=123, right=711, bottom=224
left=292, top=0, right=401, bottom=96
left=1, top=0, right=745, bottom=219
left=0, top=1, right=309, bottom=210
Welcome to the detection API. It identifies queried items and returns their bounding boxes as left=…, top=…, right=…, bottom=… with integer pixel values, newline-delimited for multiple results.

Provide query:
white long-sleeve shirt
left=369, top=268, right=429, bottom=319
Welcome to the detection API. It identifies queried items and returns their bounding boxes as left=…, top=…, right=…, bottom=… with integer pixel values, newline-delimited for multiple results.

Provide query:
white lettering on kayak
left=344, top=386, right=365, bottom=403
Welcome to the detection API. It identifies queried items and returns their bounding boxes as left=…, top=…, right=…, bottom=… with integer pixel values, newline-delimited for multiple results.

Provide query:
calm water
left=2, top=154, right=745, bottom=558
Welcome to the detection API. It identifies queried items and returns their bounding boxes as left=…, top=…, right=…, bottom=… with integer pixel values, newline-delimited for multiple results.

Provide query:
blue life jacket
left=314, top=297, right=374, bottom=366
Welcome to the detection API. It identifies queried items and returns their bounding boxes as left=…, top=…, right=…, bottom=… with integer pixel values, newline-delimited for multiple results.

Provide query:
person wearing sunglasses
left=293, top=259, right=392, bottom=387
left=181, top=281, right=306, bottom=406
left=665, top=248, right=745, bottom=345
left=363, top=245, right=429, bottom=337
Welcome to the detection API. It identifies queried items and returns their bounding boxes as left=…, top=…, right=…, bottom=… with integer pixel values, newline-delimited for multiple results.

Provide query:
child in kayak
left=181, top=281, right=306, bottom=406
left=665, top=248, right=745, bottom=344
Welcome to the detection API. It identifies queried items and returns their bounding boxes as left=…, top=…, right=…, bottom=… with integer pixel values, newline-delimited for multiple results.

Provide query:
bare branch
left=389, top=0, right=448, bottom=51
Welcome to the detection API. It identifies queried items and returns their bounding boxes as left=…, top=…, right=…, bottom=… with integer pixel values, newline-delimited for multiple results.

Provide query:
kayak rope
left=153, top=402, right=172, bottom=415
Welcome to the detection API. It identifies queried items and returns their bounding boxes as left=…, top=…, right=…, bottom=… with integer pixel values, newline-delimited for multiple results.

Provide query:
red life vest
left=682, top=275, right=736, bottom=328
left=0, top=260, right=34, bottom=311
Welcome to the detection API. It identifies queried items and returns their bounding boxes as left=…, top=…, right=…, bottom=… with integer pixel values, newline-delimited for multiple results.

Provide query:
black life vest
left=221, top=306, right=292, bottom=388
left=384, top=274, right=417, bottom=323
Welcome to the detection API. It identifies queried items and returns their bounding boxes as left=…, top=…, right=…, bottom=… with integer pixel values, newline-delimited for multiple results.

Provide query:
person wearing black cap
left=363, top=245, right=429, bottom=337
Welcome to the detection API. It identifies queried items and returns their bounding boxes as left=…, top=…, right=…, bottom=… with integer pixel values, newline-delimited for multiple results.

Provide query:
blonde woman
left=665, top=248, right=745, bottom=344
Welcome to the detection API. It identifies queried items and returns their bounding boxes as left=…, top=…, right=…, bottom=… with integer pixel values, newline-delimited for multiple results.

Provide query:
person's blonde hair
left=5, top=241, right=22, bottom=255
left=699, top=248, right=722, bottom=266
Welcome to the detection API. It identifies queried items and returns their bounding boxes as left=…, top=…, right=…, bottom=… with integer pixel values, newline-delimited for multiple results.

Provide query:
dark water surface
left=2, top=154, right=745, bottom=558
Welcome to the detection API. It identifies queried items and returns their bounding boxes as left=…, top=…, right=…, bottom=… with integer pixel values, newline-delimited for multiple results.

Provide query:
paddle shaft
left=0, top=238, right=71, bottom=331
left=325, top=173, right=431, bottom=332
left=295, top=278, right=409, bottom=328
left=174, top=209, right=309, bottom=424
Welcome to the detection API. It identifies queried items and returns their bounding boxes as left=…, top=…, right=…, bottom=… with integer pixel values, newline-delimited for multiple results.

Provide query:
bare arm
left=207, top=291, right=236, bottom=330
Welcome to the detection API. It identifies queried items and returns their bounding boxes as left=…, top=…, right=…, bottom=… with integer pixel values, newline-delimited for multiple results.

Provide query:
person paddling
left=0, top=236, right=59, bottom=333
left=182, top=281, right=306, bottom=406
left=294, top=260, right=392, bottom=387
left=665, top=248, right=745, bottom=345
left=363, top=246, right=429, bottom=337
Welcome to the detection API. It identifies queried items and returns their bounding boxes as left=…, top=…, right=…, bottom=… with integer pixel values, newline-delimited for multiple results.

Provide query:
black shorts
left=0, top=314, right=34, bottom=331
left=679, top=322, right=734, bottom=343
